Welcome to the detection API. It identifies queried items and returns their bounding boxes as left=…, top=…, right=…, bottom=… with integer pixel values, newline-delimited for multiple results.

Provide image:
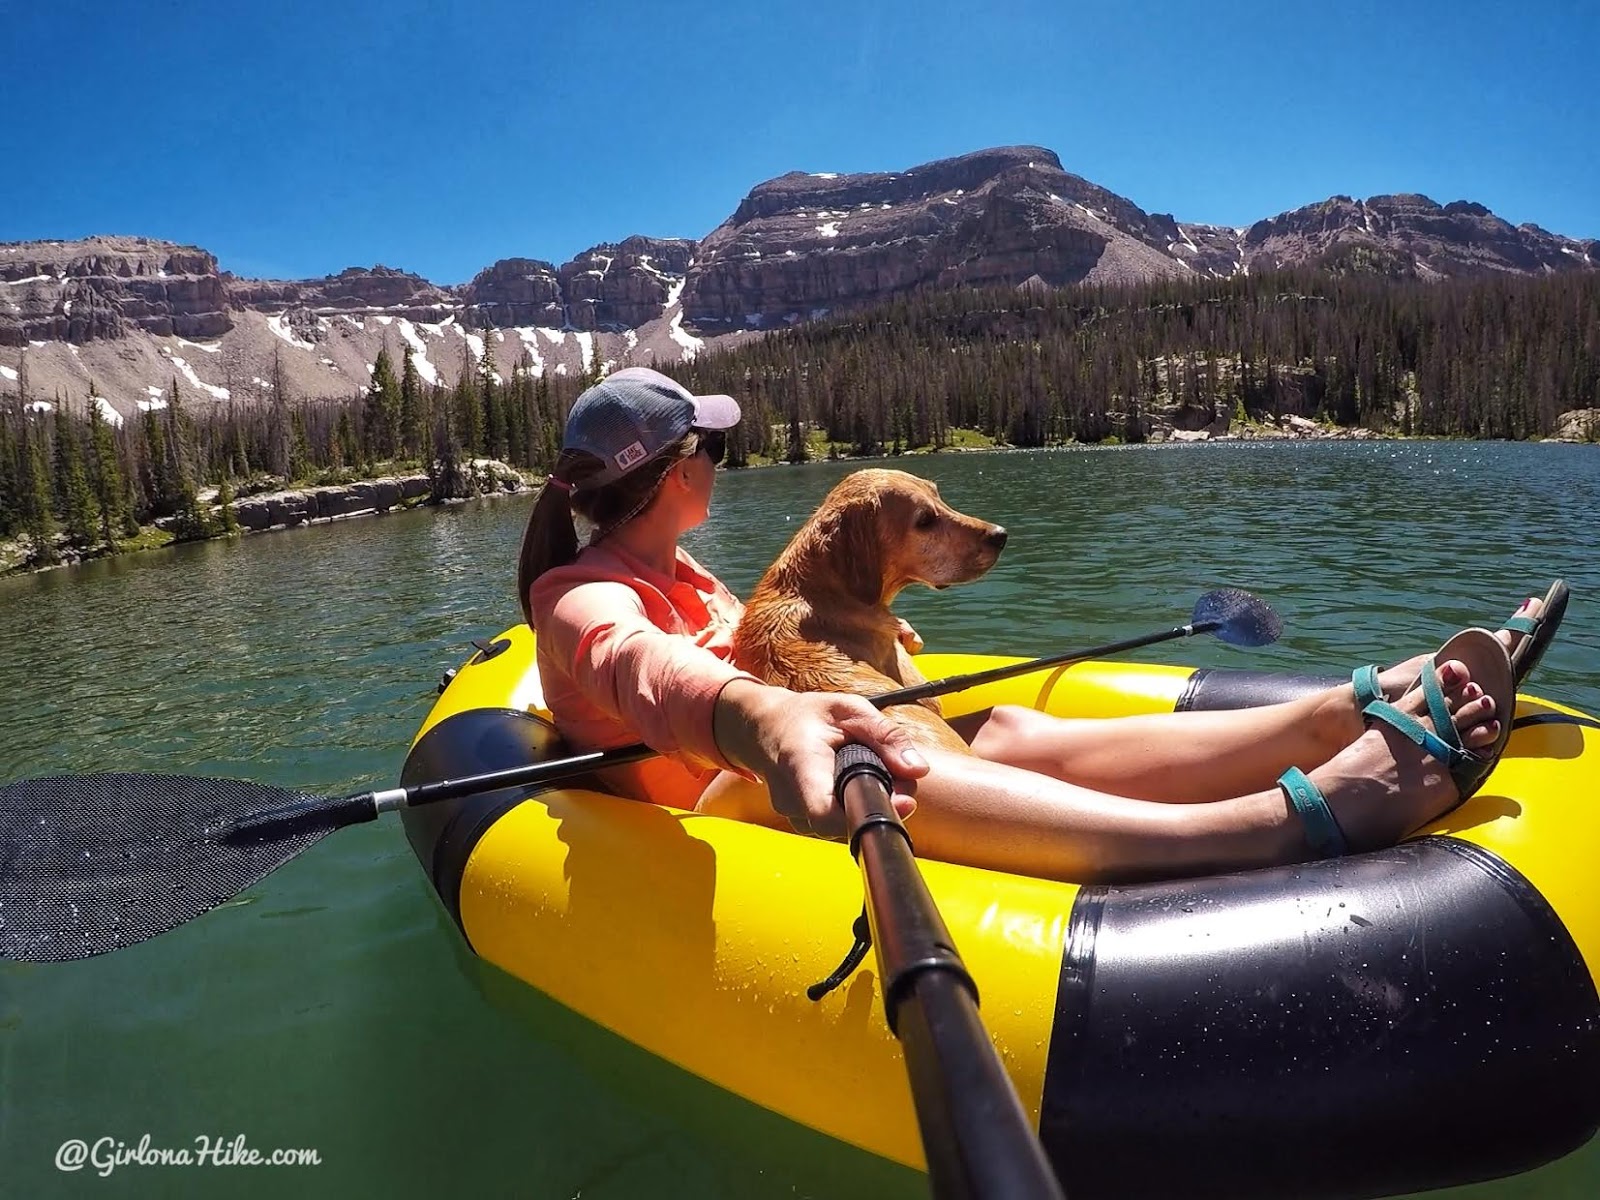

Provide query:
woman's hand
left=712, top=679, right=928, bottom=838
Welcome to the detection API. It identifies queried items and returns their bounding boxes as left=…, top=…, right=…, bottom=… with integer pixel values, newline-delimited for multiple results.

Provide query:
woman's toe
left=1497, top=596, right=1545, bottom=656
left=1450, top=688, right=1500, bottom=749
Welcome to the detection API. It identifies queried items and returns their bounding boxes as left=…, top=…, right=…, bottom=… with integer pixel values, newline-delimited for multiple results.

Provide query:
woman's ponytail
left=516, top=434, right=702, bottom=626
left=517, top=454, right=586, bottom=626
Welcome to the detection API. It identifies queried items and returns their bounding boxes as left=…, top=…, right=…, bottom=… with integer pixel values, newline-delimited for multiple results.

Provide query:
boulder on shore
left=1553, top=409, right=1600, bottom=442
left=230, top=475, right=431, bottom=531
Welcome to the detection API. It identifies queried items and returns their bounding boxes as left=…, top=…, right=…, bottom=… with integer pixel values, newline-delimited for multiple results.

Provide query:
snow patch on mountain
left=160, top=347, right=230, bottom=400
left=513, top=328, right=546, bottom=377
left=669, top=310, right=702, bottom=357
left=267, top=314, right=314, bottom=351
left=396, top=319, right=439, bottom=385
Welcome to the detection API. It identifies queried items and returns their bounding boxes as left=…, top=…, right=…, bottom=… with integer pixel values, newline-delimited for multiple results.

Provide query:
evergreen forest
left=2, top=267, right=1597, bottom=570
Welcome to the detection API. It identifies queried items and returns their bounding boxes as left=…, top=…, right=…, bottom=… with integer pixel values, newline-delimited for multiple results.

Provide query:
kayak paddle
left=0, top=588, right=1278, bottom=961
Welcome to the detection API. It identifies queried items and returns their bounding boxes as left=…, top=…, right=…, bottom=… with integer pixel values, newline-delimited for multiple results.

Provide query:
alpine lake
left=2, top=439, right=1598, bottom=1200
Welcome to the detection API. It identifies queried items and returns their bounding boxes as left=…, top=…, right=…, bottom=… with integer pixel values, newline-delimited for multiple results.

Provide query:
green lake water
left=2, top=439, right=1598, bottom=1199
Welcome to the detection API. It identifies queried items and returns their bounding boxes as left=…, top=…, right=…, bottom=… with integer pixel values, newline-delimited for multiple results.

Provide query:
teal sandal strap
left=1279, top=766, right=1349, bottom=859
left=1501, top=614, right=1539, bottom=636
left=1361, top=698, right=1471, bottom=766
left=1351, top=665, right=1383, bottom=710
left=1361, top=653, right=1484, bottom=772
left=1417, top=651, right=1457, bottom=741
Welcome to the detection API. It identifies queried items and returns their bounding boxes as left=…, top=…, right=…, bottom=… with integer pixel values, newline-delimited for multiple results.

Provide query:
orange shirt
left=527, top=541, right=760, bottom=809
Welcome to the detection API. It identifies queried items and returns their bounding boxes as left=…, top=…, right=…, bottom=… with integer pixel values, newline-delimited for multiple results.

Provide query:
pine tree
left=504, top=358, right=530, bottom=468
left=118, top=458, right=141, bottom=537
left=336, top=409, right=360, bottom=471
left=582, top=335, right=606, bottom=389
left=17, top=411, right=58, bottom=565
left=785, top=394, right=809, bottom=463
left=268, top=346, right=292, bottom=478
left=453, top=341, right=482, bottom=458
left=137, top=381, right=197, bottom=532
left=217, top=475, right=241, bottom=535
left=288, top=407, right=311, bottom=482
left=428, top=398, right=466, bottom=502
left=365, top=347, right=402, bottom=462
left=164, top=379, right=191, bottom=509
left=417, top=380, right=436, bottom=470
left=532, top=371, right=560, bottom=468
left=54, top=406, right=101, bottom=549
left=86, top=390, right=129, bottom=551
left=480, top=331, right=507, bottom=462
left=48, top=391, right=70, bottom=514
left=227, top=401, right=252, bottom=479
left=0, top=403, right=17, bottom=538
left=398, top=344, right=425, bottom=460
left=140, top=405, right=173, bottom=518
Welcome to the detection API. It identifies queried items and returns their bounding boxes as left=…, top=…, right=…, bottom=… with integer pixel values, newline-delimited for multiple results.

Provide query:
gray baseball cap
left=563, top=367, right=741, bottom=488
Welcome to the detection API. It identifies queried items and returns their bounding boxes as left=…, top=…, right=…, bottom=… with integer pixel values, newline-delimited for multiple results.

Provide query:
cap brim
left=689, top=393, right=741, bottom=431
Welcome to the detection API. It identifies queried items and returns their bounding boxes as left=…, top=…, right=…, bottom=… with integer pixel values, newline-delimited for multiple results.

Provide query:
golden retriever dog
left=732, top=468, right=1008, bottom=753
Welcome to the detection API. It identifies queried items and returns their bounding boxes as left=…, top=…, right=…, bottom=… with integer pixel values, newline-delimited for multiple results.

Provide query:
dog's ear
left=827, top=495, right=886, bottom=606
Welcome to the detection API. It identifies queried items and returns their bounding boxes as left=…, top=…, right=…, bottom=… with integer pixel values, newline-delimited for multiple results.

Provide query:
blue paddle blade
left=1193, top=588, right=1282, bottom=648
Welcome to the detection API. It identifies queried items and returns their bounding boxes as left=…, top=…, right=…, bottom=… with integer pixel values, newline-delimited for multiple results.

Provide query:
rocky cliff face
left=556, top=236, right=695, bottom=331
left=227, top=264, right=457, bottom=321
left=3, top=146, right=1594, bottom=419
left=457, top=258, right=564, bottom=328
left=1, top=236, right=232, bottom=346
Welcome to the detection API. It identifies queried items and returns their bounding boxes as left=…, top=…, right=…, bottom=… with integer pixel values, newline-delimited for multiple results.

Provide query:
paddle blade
left=0, top=773, right=338, bottom=962
left=1193, top=588, right=1282, bottom=648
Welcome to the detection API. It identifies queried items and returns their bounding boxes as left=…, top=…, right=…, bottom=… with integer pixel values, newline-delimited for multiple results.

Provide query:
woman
left=518, top=368, right=1543, bottom=883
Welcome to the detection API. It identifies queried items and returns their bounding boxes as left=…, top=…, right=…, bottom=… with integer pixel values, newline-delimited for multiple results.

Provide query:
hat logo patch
left=614, top=441, right=649, bottom=472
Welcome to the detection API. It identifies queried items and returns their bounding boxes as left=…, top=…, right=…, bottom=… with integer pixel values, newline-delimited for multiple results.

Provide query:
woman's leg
left=967, top=671, right=1478, bottom=803
left=963, top=612, right=1536, bottom=804
left=699, top=655, right=1501, bottom=884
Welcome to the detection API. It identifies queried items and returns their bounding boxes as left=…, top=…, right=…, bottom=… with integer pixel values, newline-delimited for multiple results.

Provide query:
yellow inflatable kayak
left=401, top=624, right=1600, bottom=1200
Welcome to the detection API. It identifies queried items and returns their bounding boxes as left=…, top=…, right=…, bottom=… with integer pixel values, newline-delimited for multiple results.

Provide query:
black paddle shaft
left=210, top=588, right=1282, bottom=835
left=244, top=591, right=1273, bottom=831
left=834, top=745, right=1066, bottom=1200
left=882, top=620, right=1220, bottom=707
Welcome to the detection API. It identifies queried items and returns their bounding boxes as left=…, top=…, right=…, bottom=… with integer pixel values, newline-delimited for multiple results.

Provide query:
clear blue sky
left=5, top=0, right=1595, bottom=284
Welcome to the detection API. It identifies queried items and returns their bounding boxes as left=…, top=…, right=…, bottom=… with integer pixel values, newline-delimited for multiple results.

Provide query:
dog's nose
left=986, top=526, right=1008, bottom=550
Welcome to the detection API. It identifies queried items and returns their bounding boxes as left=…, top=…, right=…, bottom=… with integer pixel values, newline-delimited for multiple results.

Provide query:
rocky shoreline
left=0, top=460, right=534, bottom=576
left=225, top=463, right=525, bottom=533
left=1151, top=413, right=1381, bottom=442
left=1149, top=406, right=1599, bottom=444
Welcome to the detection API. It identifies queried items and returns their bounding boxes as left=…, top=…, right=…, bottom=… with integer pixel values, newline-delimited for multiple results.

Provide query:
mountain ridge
left=3, top=144, right=1595, bottom=421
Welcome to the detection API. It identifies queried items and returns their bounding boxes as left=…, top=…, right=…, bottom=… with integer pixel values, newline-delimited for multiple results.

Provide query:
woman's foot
left=1295, top=654, right=1502, bottom=855
left=1312, top=593, right=1544, bottom=750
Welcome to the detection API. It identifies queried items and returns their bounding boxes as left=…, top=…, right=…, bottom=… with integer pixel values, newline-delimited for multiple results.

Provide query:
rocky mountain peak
left=690, top=144, right=1183, bottom=330
left=1243, top=190, right=1593, bottom=277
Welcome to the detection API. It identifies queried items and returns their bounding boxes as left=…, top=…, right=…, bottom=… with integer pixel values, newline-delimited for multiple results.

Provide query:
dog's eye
left=914, top=509, right=938, bottom=529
